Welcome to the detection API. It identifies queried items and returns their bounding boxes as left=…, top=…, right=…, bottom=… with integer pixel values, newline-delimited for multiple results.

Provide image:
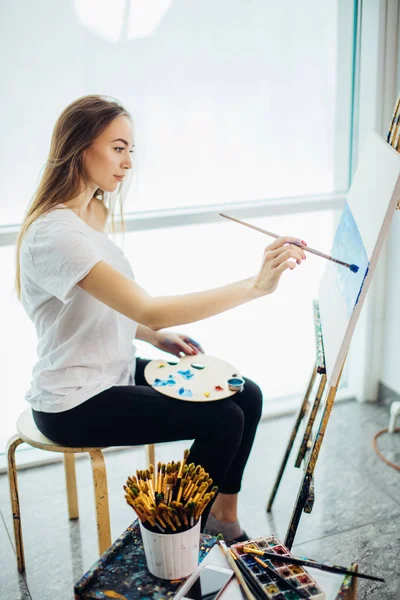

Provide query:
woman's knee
left=238, top=378, right=263, bottom=421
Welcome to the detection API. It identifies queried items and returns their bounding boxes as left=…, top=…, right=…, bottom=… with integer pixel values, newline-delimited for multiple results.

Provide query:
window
left=1, top=0, right=350, bottom=225
left=0, top=0, right=355, bottom=456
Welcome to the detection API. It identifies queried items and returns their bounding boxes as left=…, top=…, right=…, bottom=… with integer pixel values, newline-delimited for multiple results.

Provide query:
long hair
left=15, top=94, right=132, bottom=299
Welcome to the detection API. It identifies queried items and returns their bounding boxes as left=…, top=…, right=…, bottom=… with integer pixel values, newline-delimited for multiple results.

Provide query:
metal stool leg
left=6, top=435, right=25, bottom=572
left=63, top=453, right=79, bottom=520
left=89, top=449, right=111, bottom=555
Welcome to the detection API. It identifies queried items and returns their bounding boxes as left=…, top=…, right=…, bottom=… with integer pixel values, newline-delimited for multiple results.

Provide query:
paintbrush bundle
left=230, top=535, right=326, bottom=599
left=124, top=449, right=218, bottom=534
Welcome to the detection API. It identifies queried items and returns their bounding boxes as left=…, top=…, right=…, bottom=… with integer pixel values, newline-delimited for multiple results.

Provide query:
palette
left=230, top=535, right=326, bottom=599
left=144, top=354, right=244, bottom=402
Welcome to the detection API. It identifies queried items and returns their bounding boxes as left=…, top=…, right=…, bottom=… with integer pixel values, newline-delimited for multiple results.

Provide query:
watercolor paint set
left=230, top=535, right=326, bottom=600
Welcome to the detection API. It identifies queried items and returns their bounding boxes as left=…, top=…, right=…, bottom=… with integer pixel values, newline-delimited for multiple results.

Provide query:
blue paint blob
left=178, top=387, right=193, bottom=398
left=154, top=375, right=176, bottom=387
left=177, top=369, right=195, bottom=380
left=331, top=202, right=370, bottom=317
left=167, top=375, right=176, bottom=386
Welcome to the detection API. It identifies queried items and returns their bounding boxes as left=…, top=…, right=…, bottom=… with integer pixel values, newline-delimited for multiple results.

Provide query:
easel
left=267, top=94, right=400, bottom=550
left=267, top=300, right=334, bottom=549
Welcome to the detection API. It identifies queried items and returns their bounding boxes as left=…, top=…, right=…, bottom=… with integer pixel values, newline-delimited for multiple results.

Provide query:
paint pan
left=273, top=545, right=289, bottom=555
left=227, top=377, right=245, bottom=392
left=289, top=565, right=303, bottom=575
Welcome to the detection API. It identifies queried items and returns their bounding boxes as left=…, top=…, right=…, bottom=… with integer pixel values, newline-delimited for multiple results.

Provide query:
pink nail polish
left=302, top=240, right=307, bottom=246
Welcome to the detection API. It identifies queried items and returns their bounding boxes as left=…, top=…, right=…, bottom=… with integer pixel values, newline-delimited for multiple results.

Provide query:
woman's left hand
left=152, top=331, right=204, bottom=357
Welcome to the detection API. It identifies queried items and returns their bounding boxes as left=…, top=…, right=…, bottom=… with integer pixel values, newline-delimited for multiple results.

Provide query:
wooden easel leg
left=63, top=453, right=79, bottom=520
left=295, top=373, right=327, bottom=468
left=349, top=565, right=358, bottom=600
left=284, top=473, right=313, bottom=549
left=285, top=382, right=340, bottom=549
left=7, top=435, right=25, bottom=572
left=266, top=367, right=317, bottom=512
left=89, top=449, right=111, bottom=555
left=336, top=563, right=358, bottom=599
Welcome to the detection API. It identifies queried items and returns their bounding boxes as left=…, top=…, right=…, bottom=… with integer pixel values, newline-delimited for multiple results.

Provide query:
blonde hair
left=15, top=94, right=132, bottom=299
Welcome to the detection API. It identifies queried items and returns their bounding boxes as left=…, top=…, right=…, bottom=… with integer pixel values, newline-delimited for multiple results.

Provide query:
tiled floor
left=1, top=400, right=399, bottom=599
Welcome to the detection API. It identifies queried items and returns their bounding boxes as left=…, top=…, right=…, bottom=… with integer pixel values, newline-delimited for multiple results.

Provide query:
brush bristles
left=124, top=448, right=217, bottom=534
left=350, top=264, right=359, bottom=273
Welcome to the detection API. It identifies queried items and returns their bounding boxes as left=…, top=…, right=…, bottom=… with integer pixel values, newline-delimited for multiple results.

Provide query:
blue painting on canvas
left=332, top=202, right=369, bottom=316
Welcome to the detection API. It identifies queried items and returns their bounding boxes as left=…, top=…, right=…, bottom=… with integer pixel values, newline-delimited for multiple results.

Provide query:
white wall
left=379, top=8, right=400, bottom=396
left=381, top=212, right=400, bottom=393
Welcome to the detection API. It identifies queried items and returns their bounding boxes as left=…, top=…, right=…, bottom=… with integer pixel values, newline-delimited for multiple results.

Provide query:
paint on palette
left=177, top=369, right=195, bottom=380
left=331, top=202, right=369, bottom=317
left=153, top=375, right=176, bottom=387
left=148, top=358, right=243, bottom=401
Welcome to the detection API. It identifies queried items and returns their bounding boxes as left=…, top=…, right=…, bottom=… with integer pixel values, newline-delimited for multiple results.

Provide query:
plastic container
left=227, top=377, right=245, bottom=392
left=139, top=519, right=201, bottom=580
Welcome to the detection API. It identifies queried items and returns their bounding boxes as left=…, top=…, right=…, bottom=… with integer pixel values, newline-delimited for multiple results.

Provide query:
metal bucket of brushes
left=125, top=449, right=218, bottom=580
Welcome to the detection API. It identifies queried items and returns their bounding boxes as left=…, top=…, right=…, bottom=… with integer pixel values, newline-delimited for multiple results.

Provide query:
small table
left=74, top=521, right=357, bottom=599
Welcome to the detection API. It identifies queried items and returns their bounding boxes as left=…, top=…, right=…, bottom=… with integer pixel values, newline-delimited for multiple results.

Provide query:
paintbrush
left=232, top=558, right=269, bottom=600
left=220, top=213, right=359, bottom=273
left=242, top=547, right=384, bottom=583
left=218, top=541, right=259, bottom=600
left=125, top=449, right=217, bottom=534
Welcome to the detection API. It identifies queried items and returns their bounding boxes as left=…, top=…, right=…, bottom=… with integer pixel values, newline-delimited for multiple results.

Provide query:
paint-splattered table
left=74, top=520, right=358, bottom=599
left=74, top=520, right=217, bottom=600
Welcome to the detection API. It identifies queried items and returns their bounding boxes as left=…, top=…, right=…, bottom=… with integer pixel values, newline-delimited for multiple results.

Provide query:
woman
left=16, top=95, right=306, bottom=541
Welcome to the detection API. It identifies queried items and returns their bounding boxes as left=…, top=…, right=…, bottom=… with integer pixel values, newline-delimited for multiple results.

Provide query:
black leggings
left=33, top=358, right=262, bottom=506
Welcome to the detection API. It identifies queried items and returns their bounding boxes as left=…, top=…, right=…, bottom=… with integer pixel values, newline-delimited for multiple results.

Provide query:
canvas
left=318, top=130, right=400, bottom=388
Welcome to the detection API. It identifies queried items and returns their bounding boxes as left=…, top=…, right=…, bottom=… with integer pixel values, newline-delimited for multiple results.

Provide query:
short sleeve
left=29, top=213, right=103, bottom=303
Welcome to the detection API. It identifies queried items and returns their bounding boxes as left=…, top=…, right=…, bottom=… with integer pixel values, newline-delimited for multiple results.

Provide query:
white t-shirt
left=20, top=206, right=138, bottom=413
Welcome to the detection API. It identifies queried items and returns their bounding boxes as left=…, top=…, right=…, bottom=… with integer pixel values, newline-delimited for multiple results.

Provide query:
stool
left=7, top=408, right=156, bottom=573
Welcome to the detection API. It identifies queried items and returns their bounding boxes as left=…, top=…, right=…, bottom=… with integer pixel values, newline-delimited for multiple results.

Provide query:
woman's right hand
left=254, top=236, right=307, bottom=295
